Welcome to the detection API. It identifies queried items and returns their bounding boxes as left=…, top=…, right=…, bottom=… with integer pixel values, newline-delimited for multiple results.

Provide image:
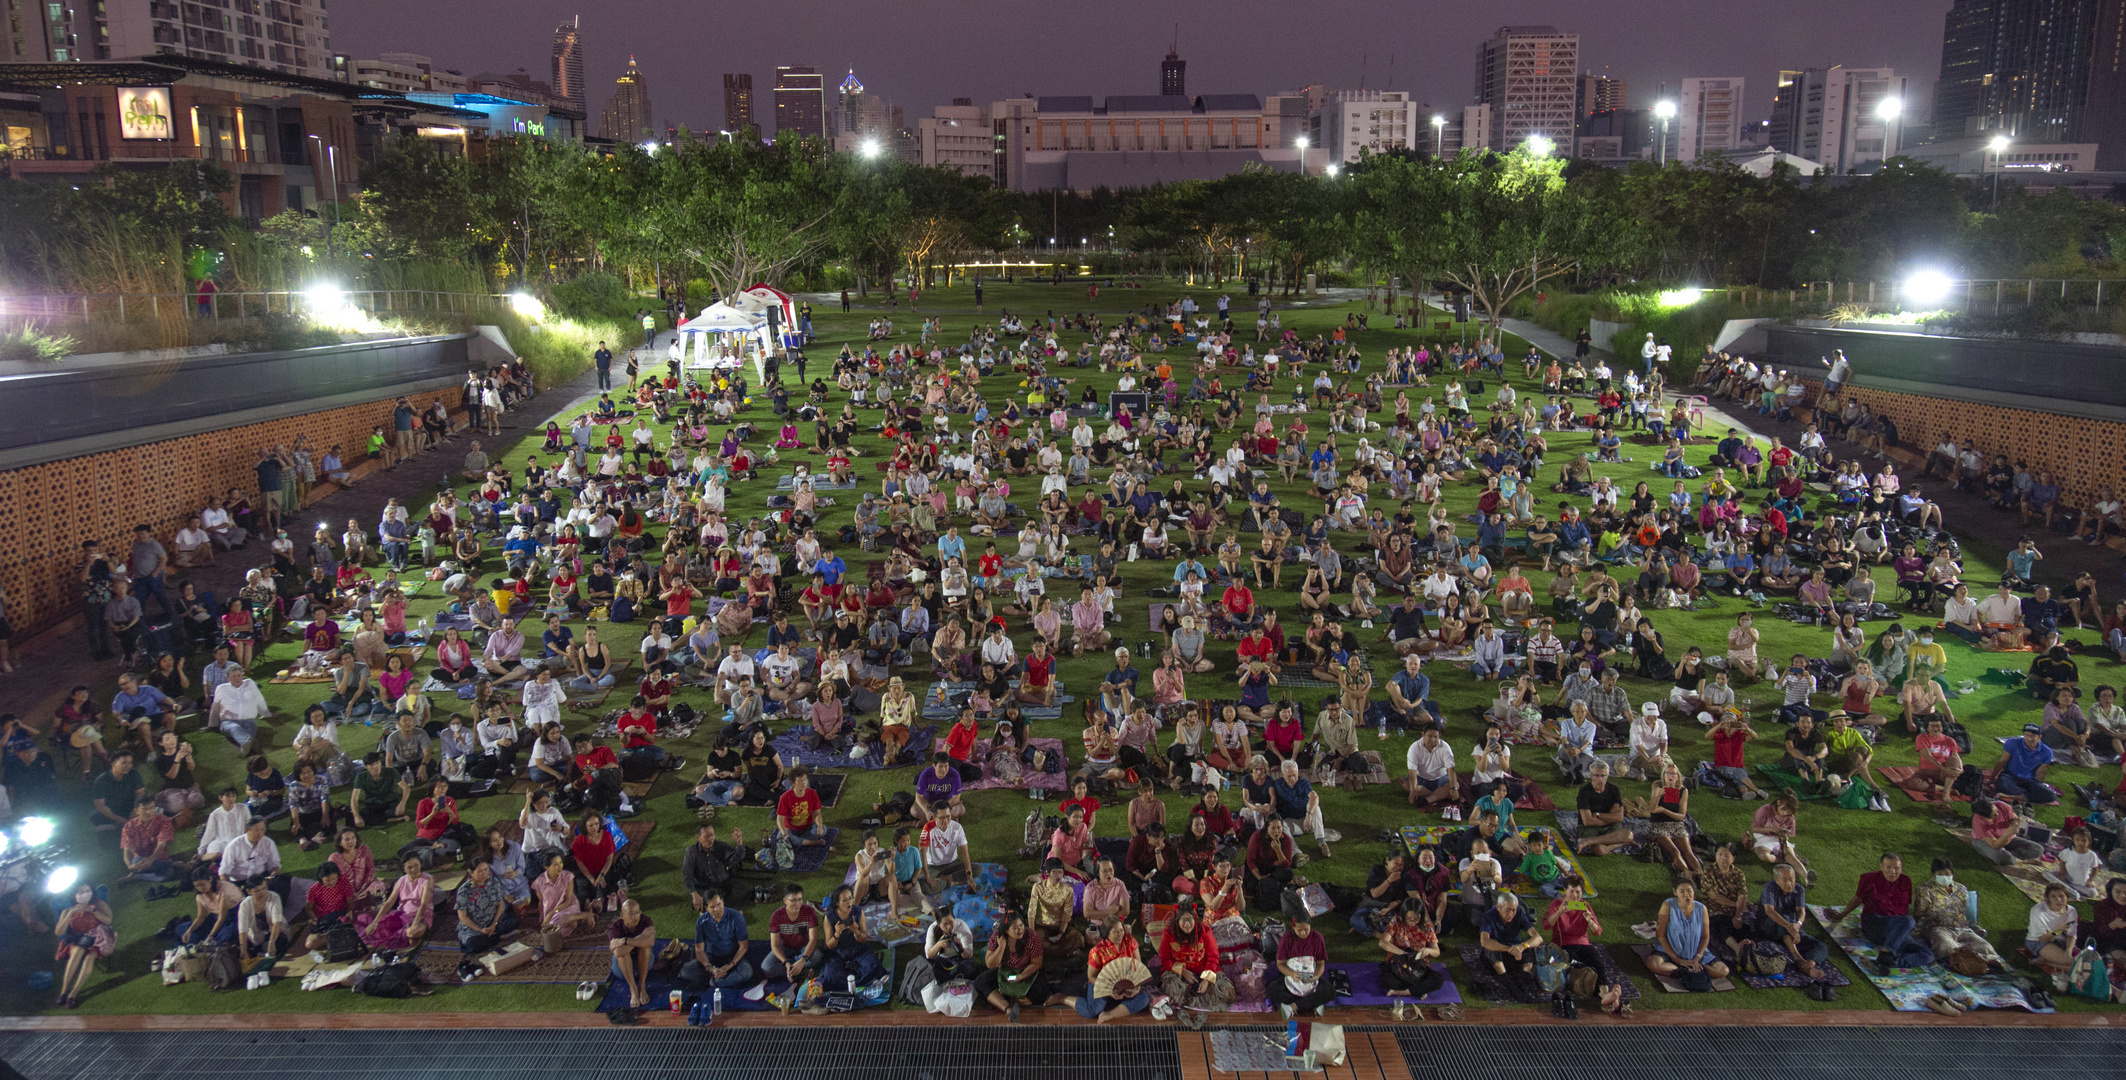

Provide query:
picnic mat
left=416, top=939, right=615, bottom=985
left=1753, top=765, right=1882, bottom=804
left=1807, top=905, right=2052, bottom=1013
left=1940, top=824, right=2126, bottom=905
left=1400, top=775, right=1558, bottom=814
left=1328, top=961, right=1462, bottom=1006
left=1629, top=944, right=1738, bottom=993
left=1712, top=937, right=1853, bottom=992
left=771, top=724, right=938, bottom=771
left=594, top=941, right=778, bottom=1013
left=1452, top=943, right=1641, bottom=1005
left=1879, top=764, right=1970, bottom=805
left=1400, top=824, right=1599, bottom=897
left=926, top=736, right=1069, bottom=792
left=270, top=672, right=335, bottom=684
left=922, top=684, right=1065, bottom=722
left=776, top=475, right=859, bottom=490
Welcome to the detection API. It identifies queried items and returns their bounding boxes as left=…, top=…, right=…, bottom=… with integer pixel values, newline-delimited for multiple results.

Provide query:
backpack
left=321, top=924, right=364, bottom=962
left=2066, top=945, right=2113, bottom=1001
left=760, top=830, right=796, bottom=871
left=1531, top=945, right=1571, bottom=993
left=608, top=595, right=635, bottom=623
left=204, top=946, right=243, bottom=992
left=1019, top=810, right=1052, bottom=858
left=892, top=952, right=935, bottom=1003
left=620, top=750, right=660, bottom=783
left=354, top=961, right=423, bottom=999
left=1737, top=945, right=1788, bottom=977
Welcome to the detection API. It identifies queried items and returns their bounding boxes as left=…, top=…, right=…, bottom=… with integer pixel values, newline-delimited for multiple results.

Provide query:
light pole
left=1988, top=133, right=2012, bottom=207
left=1654, top=99, right=1676, bottom=165
left=1296, top=134, right=1309, bottom=175
left=1430, top=114, right=1445, bottom=158
left=1875, top=96, right=1904, bottom=167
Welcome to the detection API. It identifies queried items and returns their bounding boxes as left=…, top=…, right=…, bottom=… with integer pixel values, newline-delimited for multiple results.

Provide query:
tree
left=634, top=136, right=857, bottom=301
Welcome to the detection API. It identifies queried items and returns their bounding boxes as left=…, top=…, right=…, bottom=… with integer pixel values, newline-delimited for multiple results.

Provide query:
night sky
left=335, top=0, right=1953, bottom=134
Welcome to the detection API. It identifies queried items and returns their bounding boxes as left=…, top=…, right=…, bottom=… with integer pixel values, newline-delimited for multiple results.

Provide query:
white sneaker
left=1361, top=619, right=1374, bottom=628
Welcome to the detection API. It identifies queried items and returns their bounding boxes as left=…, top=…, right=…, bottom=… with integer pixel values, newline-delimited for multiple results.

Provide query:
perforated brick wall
left=0, top=390, right=459, bottom=640
left=1831, top=385, right=2126, bottom=503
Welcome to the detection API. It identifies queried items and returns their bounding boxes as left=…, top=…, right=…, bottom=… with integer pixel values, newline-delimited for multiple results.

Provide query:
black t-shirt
left=155, top=750, right=193, bottom=791
left=1007, top=446, right=1029, bottom=468
left=1784, top=726, right=1827, bottom=758
left=742, top=748, right=780, bottom=792
left=706, top=745, right=744, bottom=777
left=1576, top=782, right=1623, bottom=817
left=826, top=622, right=862, bottom=652
left=587, top=571, right=615, bottom=596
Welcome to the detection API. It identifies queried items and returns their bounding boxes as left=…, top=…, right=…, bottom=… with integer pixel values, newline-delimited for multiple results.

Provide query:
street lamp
left=1988, top=133, right=2012, bottom=206
left=1430, top=115, right=1445, bottom=158
left=860, top=138, right=881, bottom=160
left=1654, top=100, right=1677, bottom=165
left=1523, top=134, right=1554, bottom=158
left=1296, top=134, right=1309, bottom=174
left=1324, top=162, right=1340, bottom=177
left=1875, top=96, right=1904, bottom=163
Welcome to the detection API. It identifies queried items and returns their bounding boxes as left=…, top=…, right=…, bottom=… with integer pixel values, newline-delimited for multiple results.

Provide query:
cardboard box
left=481, top=941, right=540, bottom=976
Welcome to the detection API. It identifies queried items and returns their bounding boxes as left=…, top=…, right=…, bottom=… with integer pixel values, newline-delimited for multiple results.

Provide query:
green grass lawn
left=7, top=273, right=2118, bottom=1018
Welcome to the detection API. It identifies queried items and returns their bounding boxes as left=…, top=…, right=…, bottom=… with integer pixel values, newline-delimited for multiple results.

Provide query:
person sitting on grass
left=677, top=890, right=754, bottom=991
left=2026, top=883, right=2080, bottom=971
left=1988, top=723, right=2059, bottom=805
left=1571, top=763, right=1633, bottom=856
left=1643, top=879, right=1730, bottom=989
left=1826, top=852, right=1935, bottom=973
left=1541, top=877, right=1628, bottom=1014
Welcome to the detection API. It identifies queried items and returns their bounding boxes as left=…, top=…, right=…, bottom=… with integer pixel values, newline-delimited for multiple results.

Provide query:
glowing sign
left=118, top=87, right=173, bottom=141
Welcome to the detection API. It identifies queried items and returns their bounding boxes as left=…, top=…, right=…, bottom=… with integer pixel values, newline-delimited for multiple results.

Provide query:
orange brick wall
left=1833, top=385, right=2126, bottom=502
left=0, top=389, right=458, bottom=641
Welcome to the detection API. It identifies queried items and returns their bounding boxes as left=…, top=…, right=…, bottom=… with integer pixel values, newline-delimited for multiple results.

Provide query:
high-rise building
left=0, top=0, right=333, bottom=78
left=601, top=56, right=652, bottom=142
left=1933, top=0, right=2126, bottom=168
left=1575, top=108, right=1656, bottom=163
left=723, top=73, right=755, bottom=137
left=1162, top=50, right=1187, bottom=96
left=349, top=53, right=468, bottom=94
left=1309, top=90, right=1419, bottom=166
left=838, top=70, right=894, bottom=136
left=1473, top=25, right=1580, bottom=150
left=1768, top=66, right=1906, bottom=172
left=774, top=65, right=826, bottom=138
left=1673, top=77, right=1744, bottom=162
left=551, top=17, right=585, bottom=115
left=1576, top=73, right=1626, bottom=119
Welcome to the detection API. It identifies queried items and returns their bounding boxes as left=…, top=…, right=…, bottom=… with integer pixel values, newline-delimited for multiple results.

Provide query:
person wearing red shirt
left=573, top=737, right=624, bottom=810
left=1706, top=714, right=1769, bottom=798
left=1221, top=581, right=1256, bottom=625
left=865, top=579, right=898, bottom=611
left=1018, top=640, right=1058, bottom=704
left=1826, top=852, right=1934, bottom=970
left=775, top=766, right=826, bottom=843
left=1236, top=627, right=1279, bottom=671
left=1158, top=904, right=1233, bottom=1016
left=977, top=547, right=1004, bottom=588
left=661, top=580, right=697, bottom=621
left=1076, top=493, right=1106, bottom=529
left=799, top=575, right=831, bottom=627
left=942, top=711, right=986, bottom=781
left=1057, top=776, right=1101, bottom=831
left=413, top=778, right=458, bottom=841
left=569, top=812, right=631, bottom=904
left=617, top=699, right=660, bottom=750
left=636, top=671, right=674, bottom=712
left=301, top=863, right=355, bottom=950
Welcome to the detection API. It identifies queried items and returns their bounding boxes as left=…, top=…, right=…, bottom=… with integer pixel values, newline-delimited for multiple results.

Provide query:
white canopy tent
left=677, top=302, right=769, bottom=376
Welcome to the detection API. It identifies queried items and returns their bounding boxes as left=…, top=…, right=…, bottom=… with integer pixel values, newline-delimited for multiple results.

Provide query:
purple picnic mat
left=774, top=724, right=937, bottom=770
left=1331, top=960, right=1462, bottom=1006
left=926, top=736, right=1069, bottom=791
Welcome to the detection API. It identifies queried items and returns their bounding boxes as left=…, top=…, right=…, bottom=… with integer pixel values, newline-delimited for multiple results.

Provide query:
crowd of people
left=4, top=292, right=2123, bottom=1022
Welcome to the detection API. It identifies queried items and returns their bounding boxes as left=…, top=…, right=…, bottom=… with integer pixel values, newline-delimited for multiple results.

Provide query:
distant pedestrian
left=593, top=341, right=613, bottom=390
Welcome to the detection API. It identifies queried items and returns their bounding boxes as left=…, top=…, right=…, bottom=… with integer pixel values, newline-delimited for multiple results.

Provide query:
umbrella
left=1092, top=956, right=1153, bottom=1000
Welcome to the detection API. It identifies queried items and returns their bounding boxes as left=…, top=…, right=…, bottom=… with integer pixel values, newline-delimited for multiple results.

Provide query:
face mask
left=1935, top=875, right=1955, bottom=886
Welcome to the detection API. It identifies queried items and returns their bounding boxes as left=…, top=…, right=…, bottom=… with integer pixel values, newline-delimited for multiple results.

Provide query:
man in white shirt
left=1976, top=583, right=2026, bottom=650
left=201, top=501, right=247, bottom=550
left=209, top=671, right=270, bottom=753
left=1404, top=727, right=1458, bottom=809
left=1420, top=567, right=1460, bottom=606
left=760, top=642, right=811, bottom=703
left=236, top=877, right=290, bottom=964
left=196, top=789, right=249, bottom=858
left=980, top=624, right=1016, bottom=668
left=217, top=816, right=280, bottom=884
left=714, top=644, right=758, bottom=705
left=920, top=804, right=972, bottom=888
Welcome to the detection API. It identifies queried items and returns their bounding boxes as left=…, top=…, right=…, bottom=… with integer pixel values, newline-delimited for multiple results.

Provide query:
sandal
left=1923, top=992, right=1959, bottom=1015
left=1437, top=1003, right=1461, bottom=1020
left=1617, top=1002, right=1633, bottom=1018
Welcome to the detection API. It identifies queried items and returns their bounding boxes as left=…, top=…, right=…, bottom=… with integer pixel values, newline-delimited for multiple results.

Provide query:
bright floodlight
left=1876, top=97, right=1903, bottom=121
left=1989, top=134, right=2012, bottom=152
left=1324, top=163, right=1340, bottom=177
left=640, top=140, right=657, bottom=155
left=508, top=292, right=546, bottom=321
left=45, top=865, right=79, bottom=895
left=1658, top=287, right=1704, bottom=308
left=1523, top=134, right=1555, bottom=157
left=860, top=138, right=882, bottom=159
left=19, top=816, right=54, bottom=846
left=1654, top=100, right=1677, bottom=119
left=1430, top=115, right=1445, bottom=127
left=303, top=283, right=344, bottom=311
left=1295, top=136, right=1308, bottom=149
left=1904, top=270, right=1953, bottom=306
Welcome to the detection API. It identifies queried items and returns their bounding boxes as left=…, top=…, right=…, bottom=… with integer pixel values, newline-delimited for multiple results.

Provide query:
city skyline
left=328, top=0, right=1955, bottom=137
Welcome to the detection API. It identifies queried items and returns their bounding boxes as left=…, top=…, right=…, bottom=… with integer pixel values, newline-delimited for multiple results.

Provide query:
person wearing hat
left=1622, top=701, right=1669, bottom=782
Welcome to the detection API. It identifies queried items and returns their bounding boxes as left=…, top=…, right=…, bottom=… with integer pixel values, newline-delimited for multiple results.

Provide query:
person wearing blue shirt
left=1103, top=651, right=1141, bottom=698
left=1475, top=514, right=1508, bottom=557
left=1721, top=551, right=1758, bottom=593
left=1557, top=516, right=1592, bottom=553
left=937, top=528, right=966, bottom=564
left=1991, top=724, right=2058, bottom=803
left=1172, top=557, right=1207, bottom=584
left=679, top=892, right=754, bottom=989
left=1386, top=656, right=1441, bottom=729
left=111, top=674, right=174, bottom=726
left=815, top=551, right=847, bottom=587
left=1555, top=702, right=1599, bottom=780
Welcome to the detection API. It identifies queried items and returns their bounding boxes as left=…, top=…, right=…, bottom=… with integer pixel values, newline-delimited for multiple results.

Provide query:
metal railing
left=0, top=289, right=505, bottom=322
left=1804, top=278, right=2122, bottom=314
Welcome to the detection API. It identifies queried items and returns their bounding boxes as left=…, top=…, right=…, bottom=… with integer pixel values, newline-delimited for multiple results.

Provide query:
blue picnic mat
left=1398, top=824, right=1599, bottom=898
left=771, top=724, right=937, bottom=770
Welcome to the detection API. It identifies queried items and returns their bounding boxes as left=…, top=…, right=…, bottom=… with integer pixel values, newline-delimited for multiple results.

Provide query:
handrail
left=0, top=290, right=505, bottom=320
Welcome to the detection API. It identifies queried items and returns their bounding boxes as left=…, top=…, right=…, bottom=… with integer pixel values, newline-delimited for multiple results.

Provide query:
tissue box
left=481, top=942, right=540, bottom=976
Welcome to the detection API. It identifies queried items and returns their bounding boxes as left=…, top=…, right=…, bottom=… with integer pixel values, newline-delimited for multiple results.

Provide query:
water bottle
left=712, top=988, right=724, bottom=1019
left=847, top=975, right=857, bottom=994
left=1378, top=716, right=1388, bottom=740
left=1128, top=543, right=1140, bottom=562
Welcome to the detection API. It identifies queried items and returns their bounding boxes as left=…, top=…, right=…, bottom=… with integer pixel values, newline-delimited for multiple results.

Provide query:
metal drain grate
left=1390, top=1024, right=2126, bottom=1080
left=0, top=1027, right=1185, bottom=1080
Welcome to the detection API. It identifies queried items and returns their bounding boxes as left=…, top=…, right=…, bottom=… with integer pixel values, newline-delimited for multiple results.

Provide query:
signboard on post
left=118, top=87, right=174, bottom=140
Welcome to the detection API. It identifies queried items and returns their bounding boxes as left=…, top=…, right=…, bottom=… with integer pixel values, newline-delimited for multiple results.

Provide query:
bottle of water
left=712, top=988, right=723, bottom=1020
left=1378, top=716, right=1388, bottom=740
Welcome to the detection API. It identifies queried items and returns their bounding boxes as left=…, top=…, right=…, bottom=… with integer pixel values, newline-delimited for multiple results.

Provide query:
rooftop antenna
left=1388, top=52, right=1395, bottom=91
left=1359, top=52, right=1368, bottom=90
left=1172, top=23, right=1178, bottom=53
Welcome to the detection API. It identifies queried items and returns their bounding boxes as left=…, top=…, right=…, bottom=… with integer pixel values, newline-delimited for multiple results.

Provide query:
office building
left=1768, top=66, right=1906, bottom=172
left=600, top=56, right=652, bottom=142
left=1162, top=50, right=1187, bottom=96
left=0, top=0, right=333, bottom=80
left=1308, top=90, right=1418, bottom=166
left=551, top=17, right=584, bottom=115
left=1576, top=73, right=1625, bottom=119
left=837, top=70, right=893, bottom=137
left=1673, top=76, right=1744, bottom=162
left=1933, top=0, right=2126, bottom=168
left=1473, top=25, right=1579, bottom=150
left=917, top=93, right=1303, bottom=192
left=347, top=53, right=467, bottom=95
left=723, top=73, right=755, bottom=137
left=774, top=65, right=826, bottom=138
left=1575, top=108, right=1654, bottom=163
